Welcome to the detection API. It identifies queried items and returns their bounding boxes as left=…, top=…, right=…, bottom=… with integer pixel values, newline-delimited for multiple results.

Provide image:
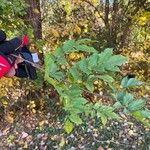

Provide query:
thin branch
left=83, top=0, right=105, bottom=23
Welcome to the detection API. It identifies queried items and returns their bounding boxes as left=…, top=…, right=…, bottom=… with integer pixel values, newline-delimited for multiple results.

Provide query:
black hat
left=9, top=37, right=22, bottom=50
left=0, top=30, right=6, bottom=43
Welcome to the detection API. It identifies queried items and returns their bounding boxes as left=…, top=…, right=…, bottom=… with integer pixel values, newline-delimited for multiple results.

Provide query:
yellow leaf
left=6, top=114, right=14, bottom=123
left=51, top=29, right=60, bottom=37
left=31, top=103, right=36, bottom=108
left=32, top=109, right=36, bottom=114
left=64, top=119, right=74, bottom=134
left=59, top=137, right=65, bottom=147
left=74, top=25, right=81, bottom=34
left=39, top=120, right=45, bottom=126
left=33, top=8, right=40, bottom=14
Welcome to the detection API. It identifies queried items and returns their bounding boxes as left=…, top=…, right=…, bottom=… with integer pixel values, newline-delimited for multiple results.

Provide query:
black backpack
left=15, top=46, right=37, bottom=80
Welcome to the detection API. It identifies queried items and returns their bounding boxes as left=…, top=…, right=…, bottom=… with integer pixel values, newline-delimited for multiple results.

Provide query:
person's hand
left=15, top=54, right=24, bottom=64
left=4, top=67, right=16, bottom=78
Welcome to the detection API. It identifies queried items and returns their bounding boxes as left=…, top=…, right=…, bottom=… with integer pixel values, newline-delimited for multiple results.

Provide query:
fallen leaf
left=98, top=146, right=104, bottom=150
left=21, top=132, right=28, bottom=139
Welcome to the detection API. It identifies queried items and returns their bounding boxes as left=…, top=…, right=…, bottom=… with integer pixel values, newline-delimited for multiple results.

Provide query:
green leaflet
left=75, top=44, right=97, bottom=53
left=85, top=79, right=94, bottom=92
left=98, top=48, right=113, bottom=63
left=76, top=38, right=98, bottom=45
left=78, top=59, right=91, bottom=75
left=117, top=91, right=126, bottom=102
left=126, top=78, right=144, bottom=87
left=51, top=71, right=64, bottom=81
left=132, top=111, right=150, bottom=128
left=121, top=77, right=129, bottom=88
left=106, top=55, right=127, bottom=66
left=104, top=55, right=127, bottom=72
left=140, top=110, right=150, bottom=119
left=128, top=99, right=146, bottom=111
left=88, top=53, right=99, bottom=70
left=93, top=103, right=120, bottom=124
left=113, top=101, right=123, bottom=109
left=121, top=77, right=144, bottom=88
left=69, top=114, right=83, bottom=125
left=122, top=93, right=134, bottom=105
left=63, top=40, right=76, bottom=53
left=72, top=97, right=87, bottom=105
left=69, top=67, right=82, bottom=81
left=98, top=75, right=114, bottom=83
left=69, top=84, right=82, bottom=97
left=64, top=119, right=75, bottom=134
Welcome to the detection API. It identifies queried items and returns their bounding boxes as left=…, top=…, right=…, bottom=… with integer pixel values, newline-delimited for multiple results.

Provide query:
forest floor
left=0, top=80, right=150, bottom=150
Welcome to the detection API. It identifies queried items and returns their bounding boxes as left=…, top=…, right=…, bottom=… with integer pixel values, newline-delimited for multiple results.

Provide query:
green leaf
left=98, top=48, right=113, bottom=64
left=132, top=111, right=145, bottom=121
left=63, top=40, right=75, bottom=53
left=46, top=55, right=58, bottom=74
left=85, top=78, right=94, bottom=92
left=69, top=85, right=82, bottom=97
left=109, top=83, right=117, bottom=93
left=57, top=56, right=68, bottom=65
left=55, top=47, right=64, bottom=56
left=88, top=53, right=99, bottom=70
left=100, top=114, right=107, bottom=126
left=76, top=38, right=97, bottom=45
left=93, top=103, right=101, bottom=109
left=122, top=93, right=134, bottom=105
left=75, top=44, right=97, bottom=53
left=51, top=71, right=64, bottom=81
left=121, top=77, right=129, bottom=88
left=64, top=119, right=74, bottom=134
left=106, top=55, right=127, bottom=66
left=73, top=97, right=87, bottom=105
left=128, top=99, right=146, bottom=111
left=78, top=59, right=90, bottom=75
left=99, top=75, right=114, bottom=83
left=132, top=111, right=150, bottom=128
left=121, top=77, right=144, bottom=88
left=126, top=78, right=144, bottom=87
left=141, top=110, right=150, bottom=118
left=103, top=55, right=127, bottom=72
left=117, top=91, right=126, bottom=102
left=69, top=114, right=83, bottom=125
left=113, top=101, right=123, bottom=109
left=69, top=67, right=82, bottom=81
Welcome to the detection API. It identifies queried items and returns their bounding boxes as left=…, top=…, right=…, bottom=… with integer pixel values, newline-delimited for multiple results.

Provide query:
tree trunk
left=104, top=0, right=111, bottom=47
left=25, top=0, right=42, bottom=39
left=111, top=0, right=118, bottom=47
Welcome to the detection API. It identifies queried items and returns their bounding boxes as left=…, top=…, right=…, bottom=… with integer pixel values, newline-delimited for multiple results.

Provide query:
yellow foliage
left=74, top=25, right=81, bottom=34
left=39, top=120, right=45, bottom=126
left=51, top=29, right=60, bottom=38
left=33, top=8, right=40, bottom=14
left=6, top=112, right=14, bottom=124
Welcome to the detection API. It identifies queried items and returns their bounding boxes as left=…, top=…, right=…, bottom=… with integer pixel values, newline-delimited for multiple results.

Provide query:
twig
left=11, top=54, right=44, bottom=72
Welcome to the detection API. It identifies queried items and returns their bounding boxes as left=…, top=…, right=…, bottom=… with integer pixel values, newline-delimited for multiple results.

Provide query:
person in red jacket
left=0, top=30, right=37, bottom=80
